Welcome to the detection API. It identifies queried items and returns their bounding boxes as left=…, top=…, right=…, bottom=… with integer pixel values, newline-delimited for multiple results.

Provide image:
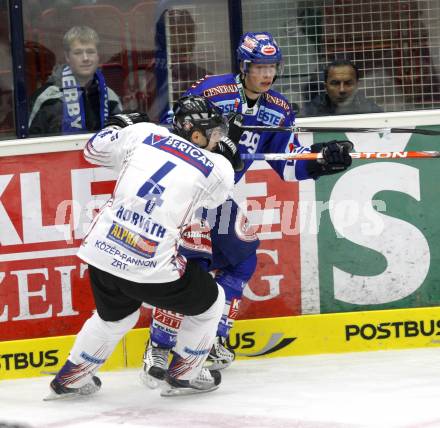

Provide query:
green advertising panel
left=314, top=126, right=440, bottom=313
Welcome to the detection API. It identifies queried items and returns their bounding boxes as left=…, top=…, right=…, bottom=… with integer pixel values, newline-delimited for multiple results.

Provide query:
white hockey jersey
left=78, top=122, right=234, bottom=283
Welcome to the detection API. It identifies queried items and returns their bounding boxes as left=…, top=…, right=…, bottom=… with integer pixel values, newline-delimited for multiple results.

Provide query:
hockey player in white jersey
left=45, top=95, right=243, bottom=399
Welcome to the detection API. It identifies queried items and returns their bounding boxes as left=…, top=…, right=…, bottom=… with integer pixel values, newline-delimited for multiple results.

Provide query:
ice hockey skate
left=44, top=376, right=102, bottom=401
left=161, top=367, right=221, bottom=397
left=204, top=336, right=235, bottom=370
left=140, top=340, right=171, bottom=389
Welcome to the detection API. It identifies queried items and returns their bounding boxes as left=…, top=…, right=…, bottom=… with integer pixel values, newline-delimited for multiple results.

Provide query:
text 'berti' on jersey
left=79, top=122, right=234, bottom=283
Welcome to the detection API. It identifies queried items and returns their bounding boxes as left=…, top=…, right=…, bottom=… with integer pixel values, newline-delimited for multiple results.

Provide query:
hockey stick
left=238, top=125, right=440, bottom=136
left=241, top=151, right=440, bottom=161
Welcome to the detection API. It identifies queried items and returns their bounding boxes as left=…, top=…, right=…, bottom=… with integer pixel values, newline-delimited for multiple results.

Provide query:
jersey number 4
left=137, top=161, right=176, bottom=214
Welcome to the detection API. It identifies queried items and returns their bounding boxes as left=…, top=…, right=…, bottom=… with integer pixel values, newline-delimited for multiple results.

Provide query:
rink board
left=2, top=305, right=440, bottom=380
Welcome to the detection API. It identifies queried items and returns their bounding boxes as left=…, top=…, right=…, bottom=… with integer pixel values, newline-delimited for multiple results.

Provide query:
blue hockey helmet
left=236, top=32, right=283, bottom=74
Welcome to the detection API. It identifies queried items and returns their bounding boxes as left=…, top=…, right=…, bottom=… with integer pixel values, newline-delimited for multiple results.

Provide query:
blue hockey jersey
left=184, top=73, right=312, bottom=183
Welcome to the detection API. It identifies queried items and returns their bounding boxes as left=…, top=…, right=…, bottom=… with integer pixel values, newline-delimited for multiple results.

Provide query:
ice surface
left=2, top=348, right=440, bottom=428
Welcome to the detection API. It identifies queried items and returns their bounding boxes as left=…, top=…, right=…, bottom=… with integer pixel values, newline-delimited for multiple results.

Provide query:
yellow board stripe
left=2, top=306, right=440, bottom=380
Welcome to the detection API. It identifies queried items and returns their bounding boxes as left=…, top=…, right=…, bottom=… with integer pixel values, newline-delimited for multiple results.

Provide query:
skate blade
left=43, top=390, right=78, bottom=401
left=43, top=386, right=99, bottom=401
left=160, top=384, right=219, bottom=397
left=203, top=359, right=231, bottom=371
left=139, top=371, right=164, bottom=390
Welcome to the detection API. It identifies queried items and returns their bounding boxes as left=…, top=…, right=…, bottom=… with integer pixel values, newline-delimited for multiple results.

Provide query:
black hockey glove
left=104, top=112, right=150, bottom=129
left=306, top=140, right=353, bottom=179
left=226, top=112, right=245, bottom=144
left=215, top=136, right=244, bottom=172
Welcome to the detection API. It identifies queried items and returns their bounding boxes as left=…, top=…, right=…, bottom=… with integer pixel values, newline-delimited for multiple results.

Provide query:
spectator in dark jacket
left=29, top=26, right=122, bottom=135
left=301, top=59, right=382, bottom=116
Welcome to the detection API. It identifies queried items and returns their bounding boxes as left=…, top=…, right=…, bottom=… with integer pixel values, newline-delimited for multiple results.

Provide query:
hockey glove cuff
left=226, top=112, right=244, bottom=144
left=215, top=137, right=244, bottom=172
left=104, top=112, right=150, bottom=129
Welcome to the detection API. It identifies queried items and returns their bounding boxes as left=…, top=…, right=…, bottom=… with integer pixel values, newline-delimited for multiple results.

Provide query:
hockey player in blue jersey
left=142, top=32, right=353, bottom=388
